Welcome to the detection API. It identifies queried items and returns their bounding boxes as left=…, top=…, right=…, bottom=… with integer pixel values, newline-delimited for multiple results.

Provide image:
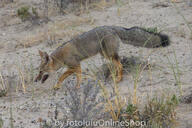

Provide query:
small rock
left=31, top=120, right=36, bottom=124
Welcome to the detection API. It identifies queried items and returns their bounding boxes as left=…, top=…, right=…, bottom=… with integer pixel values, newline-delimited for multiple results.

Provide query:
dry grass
left=0, top=0, right=13, bottom=7
left=83, top=55, right=179, bottom=127
left=119, top=94, right=178, bottom=128
left=0, top=116, right=3, bottom=128
left=1, top=0, right=192, bottom=127
left=51, top=0, right=116, bottom=14
left=0, top=70, right=8, bottom=97
left=84, top=59, right=126, bottom=121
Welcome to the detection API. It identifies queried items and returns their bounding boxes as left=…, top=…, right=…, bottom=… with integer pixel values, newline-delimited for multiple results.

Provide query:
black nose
left=41, top=74, right=49, bottom=83
left=34, top=78, right=38, bottom=82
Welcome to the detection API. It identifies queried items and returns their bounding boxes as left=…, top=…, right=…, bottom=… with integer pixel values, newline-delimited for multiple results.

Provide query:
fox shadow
left=96, top=56, right=153, bottom=82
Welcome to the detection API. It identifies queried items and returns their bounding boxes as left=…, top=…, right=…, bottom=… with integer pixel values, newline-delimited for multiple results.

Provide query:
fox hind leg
left=112, top=54, right=123, bottom=82
left=99, top=33, right=123, bottom=82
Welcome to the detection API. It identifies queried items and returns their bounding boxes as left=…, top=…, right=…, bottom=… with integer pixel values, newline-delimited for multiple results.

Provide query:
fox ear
left=39, top=50, right=49, bottom=63
left=39, top=50, right=44, bottom=58
left=44, top=52, right=49, bottom=62
left=49, top=57, right=54, bottom=65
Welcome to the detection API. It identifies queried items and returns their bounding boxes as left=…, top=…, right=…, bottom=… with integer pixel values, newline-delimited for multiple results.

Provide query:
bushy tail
left=113, top=26, right=170, bottom=48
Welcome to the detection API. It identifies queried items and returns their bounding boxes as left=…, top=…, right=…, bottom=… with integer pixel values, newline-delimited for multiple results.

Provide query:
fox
left=34, top=26, right=170, bottom=89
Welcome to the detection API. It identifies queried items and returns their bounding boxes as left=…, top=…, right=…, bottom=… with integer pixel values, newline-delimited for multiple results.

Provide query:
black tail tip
left=159, top=34, right=170, bottom=47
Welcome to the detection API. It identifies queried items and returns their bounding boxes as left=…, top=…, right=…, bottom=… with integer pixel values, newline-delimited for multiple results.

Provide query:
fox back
left=50, top=26, right=169, bottom=66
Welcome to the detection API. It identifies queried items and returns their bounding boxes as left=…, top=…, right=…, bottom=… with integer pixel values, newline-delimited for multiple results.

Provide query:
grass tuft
left=17, top=6, right=39, bottom=22
left=17, top=6, right=30, bottom=21
left=0, top=116, right=3, bottom=128
left=144, top=27, right=159, bottom=34
left=0, top=71, right=8, bottom=97
left=120, top=94, right=178, bottom=128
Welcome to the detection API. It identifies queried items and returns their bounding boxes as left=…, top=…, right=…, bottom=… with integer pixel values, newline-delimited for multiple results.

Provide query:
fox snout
left=34, top=71, right=43, bottom=82
left=34, top=71, right=49, bottom=83
left=41, top=74, right=49, bottom=83
left=34, top=78, right=38, bottom=82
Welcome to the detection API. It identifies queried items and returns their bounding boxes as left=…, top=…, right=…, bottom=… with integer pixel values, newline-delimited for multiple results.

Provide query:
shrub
left=144, top=27, right=159, bottom=34
left=40, top=79, right=104, bottom=127
left=0, top=90, right=7, bottom=97
left=32, top=7, right=38, bottom=18
left=17, top=6, right=39, bottom=22
left=120, top=94, right=179, bottom=128
left=143, top=94, right=178, bottom=127
left=17, top=6, right=30, bottom=21
left=0, top=72, right=7, bottom=97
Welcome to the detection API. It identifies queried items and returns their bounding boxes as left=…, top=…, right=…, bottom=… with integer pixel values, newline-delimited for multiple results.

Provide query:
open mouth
left=154, top=44, right=161, bottom=48
left=41, top=74, right=49, bottom=83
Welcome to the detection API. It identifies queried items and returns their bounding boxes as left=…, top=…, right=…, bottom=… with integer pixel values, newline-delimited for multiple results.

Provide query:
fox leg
left=53, top=68, right=76, bottom=90
left=75, top=65, right=82, bottom=89
left=112, top=54, right=123, bottom=82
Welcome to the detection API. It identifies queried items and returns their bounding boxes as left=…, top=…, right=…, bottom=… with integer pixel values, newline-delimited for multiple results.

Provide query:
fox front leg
left=75, top=66, right=82, bottom=89
left=53, top=68, right=75, bottom=90
left=53, top=65, right=81, bottom=90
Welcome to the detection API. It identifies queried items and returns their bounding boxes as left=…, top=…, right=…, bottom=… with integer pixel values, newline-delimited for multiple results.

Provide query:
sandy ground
left=0, top=0, right=192, bottom=127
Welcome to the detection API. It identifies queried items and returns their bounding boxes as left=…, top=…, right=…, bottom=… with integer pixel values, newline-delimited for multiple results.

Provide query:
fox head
left=35, top=50, right=54, bottom=83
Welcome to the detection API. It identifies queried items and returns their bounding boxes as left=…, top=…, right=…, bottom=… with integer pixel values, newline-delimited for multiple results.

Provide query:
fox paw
left=53, top=84, right=61, bottom=90
left=76, top=85, right=80, bottom=89
left=116, top=75, right=122, bottom=83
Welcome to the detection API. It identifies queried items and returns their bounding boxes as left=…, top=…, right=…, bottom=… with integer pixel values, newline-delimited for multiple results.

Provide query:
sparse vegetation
left=17, top=6, right=30, bottom=21
left=0, top=90, right=7, bottom=97
left=119, top=94, right=179, bottom=128
left=143, top=94, right=178, bottom=127
left=32, top=7, right=38, bottom=18
left=40, top=79, right=104, bottom=127
left=0, top=0, right=13, bottom=7
left=17, top=6, right=39, bottom=21
left=166, top=49, right=182, bottom=95
left=1, top=0, right=192, bottom=127
left=0, top=72, right=7, bottom=97
left=144, top=27, right=159, bottom=34
left=0, top=116, right=3, bottom=128
left=49, top=0, right=116, bottom=15
left=53, top=0, right=101, bottom=14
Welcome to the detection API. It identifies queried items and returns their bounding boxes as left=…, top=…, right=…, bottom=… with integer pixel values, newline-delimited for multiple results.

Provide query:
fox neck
left=48, top=56, right=64, bottom=72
